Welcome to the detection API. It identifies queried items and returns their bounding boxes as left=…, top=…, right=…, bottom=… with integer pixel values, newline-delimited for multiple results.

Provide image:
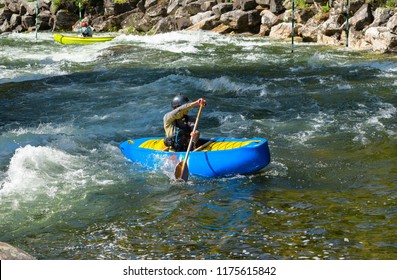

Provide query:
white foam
left=0, top=145, right=87, bottom=201
left=9, top=123, right=77, bottom=136
left=114, top=31, right=272, bottom=55
left=347, top=102, right=397, bottom=144
left=115, top=32, right=202, bottom=54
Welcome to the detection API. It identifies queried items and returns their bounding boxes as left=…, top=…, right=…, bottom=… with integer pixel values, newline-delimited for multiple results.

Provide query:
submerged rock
left=0, top=242, right=36, bottom=260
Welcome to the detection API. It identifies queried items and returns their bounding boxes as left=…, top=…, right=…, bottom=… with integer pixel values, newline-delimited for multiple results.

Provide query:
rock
left=233, top=0, right=257, bottom=12
left=269, top=0, right=285, bottom=15
left=346, top=28, right=372, bottom=50
left=153, top=16, right=178, bottom=33
left=37, top=10, right=51, bottom=31
left=317, top=32, right=341, bottom=45
left=260, top=9, right=280, bottom=27
left=201, top=0, right=217, bottom=12
left=186, top=2, right=203, bottom=16
left=53, top=9, right=79, bottom=31
left=20, top=1, right=36, bottom=16
left=9, top=13, right=21, bottom=29
left=212, top=3, right=233, bottom=18
left=104, top=0, right=139, bottom=17
left=146, top=2, right=167, bottom=18
left=167, top=0, right=181, bottom=14
left=386, top=13, right=397, bottom=34
left=175, top=16, right=191, bottom=29
left=0, top=7, right=13, bottom=25
left=269, top=22, right=296, bottom=39
left=190, top=10, right=213, bottom=25
left=0, top=242, right=35, bottom=260
left=349, top=3, right=374, bottom=31
left=369, top=7, right=394, bottom=28
left=211, top=23, right=233, bottom=34
left=299, top=16, right=321, bottom=42
left=21, top=14, right=35, bottom=30
left=365, top=26, right=397, bottom=53
left=220, top=9, right=261, bottom=33
left=187, top=13, right=218, bottom=30
left=320, top=13, right=345, bottom=36
left=7, top=1, right=21, bottom=14
left=0, top=18, right=11, bottom=33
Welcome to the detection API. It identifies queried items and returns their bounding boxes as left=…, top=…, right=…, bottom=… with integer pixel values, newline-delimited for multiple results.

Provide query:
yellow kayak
left=54, top=33, right=115, bottom=45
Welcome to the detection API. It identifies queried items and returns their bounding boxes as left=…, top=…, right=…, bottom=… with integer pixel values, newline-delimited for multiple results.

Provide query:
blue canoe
left=119, top=137, right=271, bottom=178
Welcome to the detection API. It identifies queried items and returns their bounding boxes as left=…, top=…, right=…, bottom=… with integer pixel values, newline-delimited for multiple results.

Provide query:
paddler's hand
left=191, top=130, right=200, bottom=143
left=193, top=98, right=207, bottom=107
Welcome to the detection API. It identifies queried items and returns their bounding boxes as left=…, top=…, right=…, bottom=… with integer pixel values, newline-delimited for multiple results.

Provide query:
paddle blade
left=174, top=160, right=189, bottom=182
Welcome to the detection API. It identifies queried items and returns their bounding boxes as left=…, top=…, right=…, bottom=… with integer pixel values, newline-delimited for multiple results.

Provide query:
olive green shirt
left=163, top=103, right=195, bottom=138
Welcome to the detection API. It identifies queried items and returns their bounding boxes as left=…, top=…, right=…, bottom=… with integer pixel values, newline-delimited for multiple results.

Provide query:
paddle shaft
left=178, top=104, right=204, bottom=180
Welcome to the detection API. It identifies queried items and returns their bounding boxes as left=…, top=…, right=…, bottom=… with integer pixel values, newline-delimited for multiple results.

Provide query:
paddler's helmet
left=171, top=94, right=189, bottom=109
left=81, top=21, right=88, bottom=27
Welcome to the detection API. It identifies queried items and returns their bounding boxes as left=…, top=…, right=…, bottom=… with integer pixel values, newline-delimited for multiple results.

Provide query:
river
left=0, top=31, right=396, bottom=260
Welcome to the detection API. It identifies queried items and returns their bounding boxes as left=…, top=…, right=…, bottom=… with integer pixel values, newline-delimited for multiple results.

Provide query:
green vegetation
left=295, top=0, right=310, bottom=9
left=368, top=0, right=397, bottom=8
left=321, top=2, right=331, bottom=13
left=386, top=0, right=396, bottom=8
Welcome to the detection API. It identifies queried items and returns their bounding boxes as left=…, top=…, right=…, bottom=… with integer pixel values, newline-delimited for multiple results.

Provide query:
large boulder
left=21, top=14, right=35, bottom=30
left=53, top=9, right=79, bottom=31
left=269, top=22, right=297, bottom=39
left=146, top=2, right=168, bottom=18
left=121, top=10, right=158, bottom=32
left=153, top=16, right=178, bottom=33
left=386, top=13, right=397, bottom=34
left=365, top=26, right=397, bottom=53
left=0, top=7, right=13, bottom=25
left=20, top=1, right=36, bottom=16
left=0, top=242, right=35, bottom=260
left=220, top=9, right=261, bottom=33
left=320, top=13, right=345, bottom=36
left=37, top=10, right=51, bottom=30
left=167, top=0, right=181, bottom=14
left=0, top=18, right=10, bottom=32
left=369, top=7, right=394, bottom=28
left=233, top=0, right=257, bottom=12
left=9, top=13, right=21, bottom=29
left=212, top=3, right=233, bottom=18
left=349, top=3, right=374, bottom=31
left=298, top=16, right=322, bottom=42
left=104, top=0, right=139, bottom=16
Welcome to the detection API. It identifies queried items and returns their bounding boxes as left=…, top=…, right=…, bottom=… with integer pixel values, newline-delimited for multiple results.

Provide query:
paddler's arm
left=163, top=98, right=206, bottom=137
left=189, top=99, right=207, bottom=141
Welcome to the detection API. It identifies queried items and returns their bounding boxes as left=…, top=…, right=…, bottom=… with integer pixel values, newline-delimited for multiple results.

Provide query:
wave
left=0, top=145, right=88, bottom=200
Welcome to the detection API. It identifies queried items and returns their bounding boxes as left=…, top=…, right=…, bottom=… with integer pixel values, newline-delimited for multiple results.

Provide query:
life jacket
left=164, top=115, right=192, bottom=151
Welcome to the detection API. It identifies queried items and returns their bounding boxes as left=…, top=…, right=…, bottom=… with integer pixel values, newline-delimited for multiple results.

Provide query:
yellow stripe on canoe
left=201, top=140, right=258, bottom=151
left=139, top=139, right=168, bottom=150
left=138, top=139, right=259, bottom=151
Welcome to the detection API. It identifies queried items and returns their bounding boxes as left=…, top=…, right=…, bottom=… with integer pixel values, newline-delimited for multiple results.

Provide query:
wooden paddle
left=174, top=103, right=204, bottom=182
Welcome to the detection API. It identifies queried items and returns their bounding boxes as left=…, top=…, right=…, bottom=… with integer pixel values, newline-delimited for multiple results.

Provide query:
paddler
left=81, top=21, right=93, bottom=37
left=163, top=94, right=207, bottom=151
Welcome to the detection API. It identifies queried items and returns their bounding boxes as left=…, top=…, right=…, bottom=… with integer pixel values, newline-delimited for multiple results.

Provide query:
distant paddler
left=81, top=21, right=93, bottom=37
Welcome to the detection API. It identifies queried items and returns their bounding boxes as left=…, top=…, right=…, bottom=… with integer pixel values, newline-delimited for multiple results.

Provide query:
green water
left=0, top=31, right=396, bottom=259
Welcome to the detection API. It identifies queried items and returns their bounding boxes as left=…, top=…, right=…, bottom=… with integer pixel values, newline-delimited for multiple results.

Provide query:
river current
left=0, top=31, right=396, bottom=260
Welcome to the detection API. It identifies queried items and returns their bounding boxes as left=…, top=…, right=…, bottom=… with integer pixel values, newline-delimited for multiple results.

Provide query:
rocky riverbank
left=1, top=0, right=397, bottom=51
